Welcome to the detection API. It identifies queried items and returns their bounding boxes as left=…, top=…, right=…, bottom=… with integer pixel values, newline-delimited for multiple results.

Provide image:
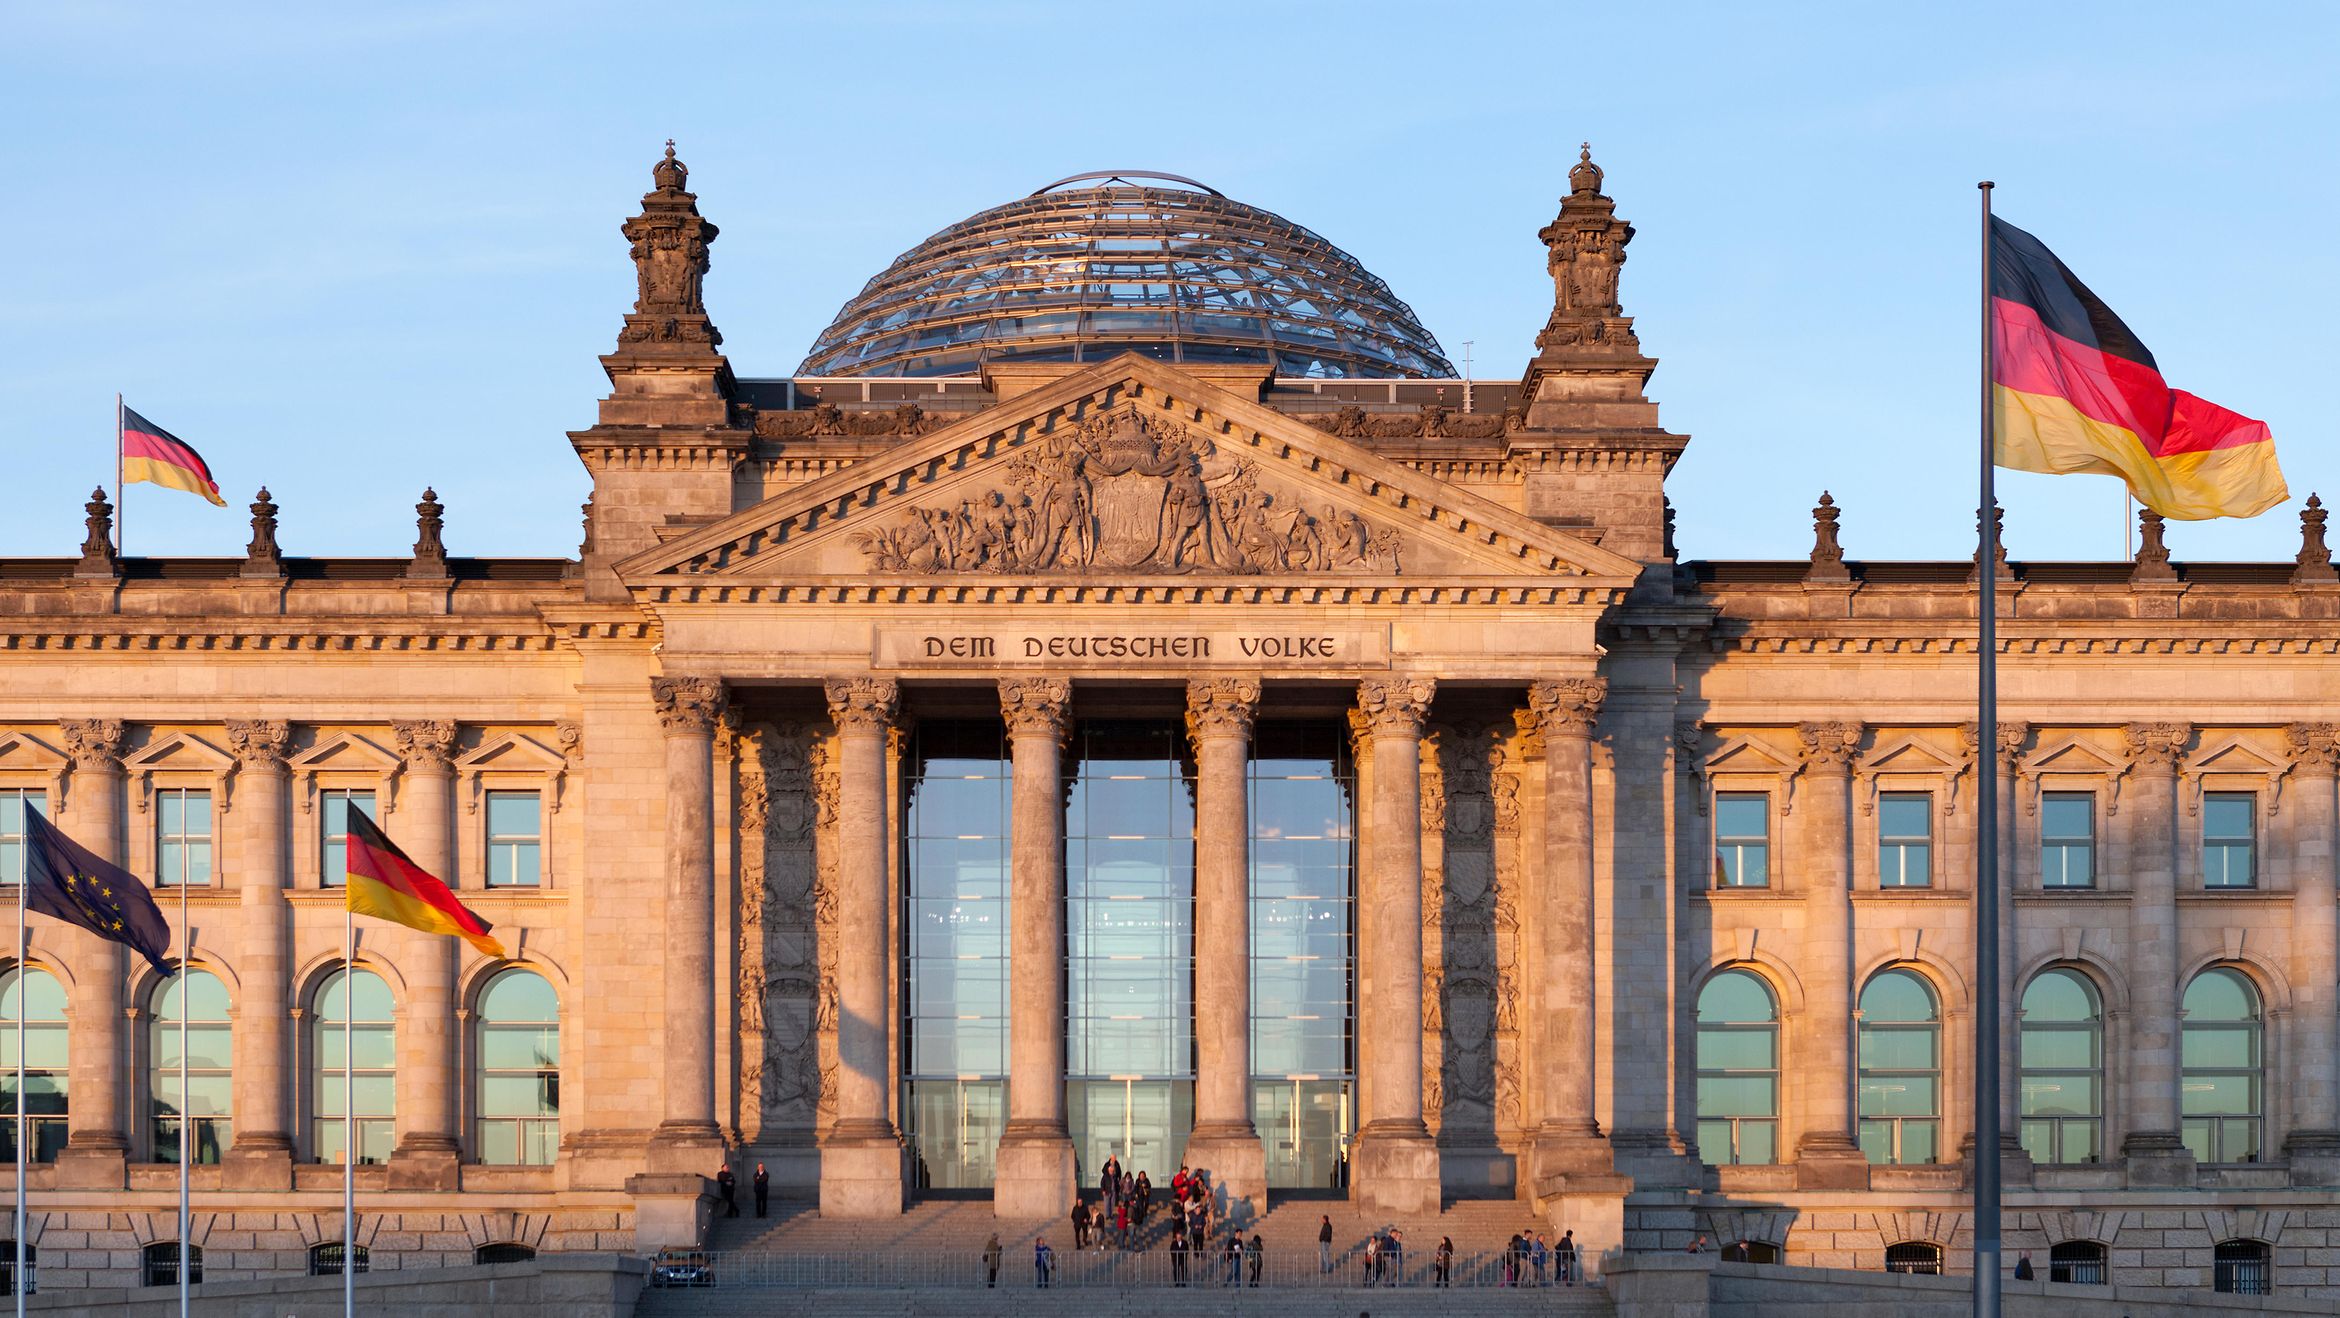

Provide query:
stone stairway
left=639, top=1289, right=1612, bottom=1317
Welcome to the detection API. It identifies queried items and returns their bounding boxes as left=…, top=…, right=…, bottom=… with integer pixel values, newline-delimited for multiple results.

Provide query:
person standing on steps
left=1319, top=1213, right=1334, bottom=1273
left=715, top=1163, right=738, bottom=1218
left=1070, top=1197, right=1090, bottom=1250
left=1532, top=1231, right=1549, bottom=1286
left=1170, top=1220, right=1190, bottom=1287
left=1223, top=1232, right=1242, bottom=1287
left=1135, top=1170, right=1152, bottom=1231
left=1387, top=1229, right=1405, bottom=1286
left=984, top=1233, right=1003, bottom=1289
left=1434, top=1235, right=1453, bottom=1288
left=752, top=1162, right=769, bottom=1218
left=1363, top=1229, right=1380, bottom=1287
left=1558, top=1228, right=1579, bottom=1286
left=1247, top=1232, right=1264, bottom=1287
left=1115, top=1191, right=1130, bottom=1249
left=1034, top=1236, right=1055, bottom=1288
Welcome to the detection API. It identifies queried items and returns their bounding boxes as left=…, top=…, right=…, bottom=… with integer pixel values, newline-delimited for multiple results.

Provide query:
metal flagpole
left=177, top=878, right=188, bottom=1318
left=114, top=394, right=124, bottom=557
left=16, top=807, right=29, bottom=1317
left=1974, top=180, right=2004, bottom=1318
left=343, top=903, right=354, bottom=1318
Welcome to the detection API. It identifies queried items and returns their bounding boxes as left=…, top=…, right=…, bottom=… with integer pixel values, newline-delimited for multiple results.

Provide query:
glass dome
left=798, top=172, right=1455, bottom=379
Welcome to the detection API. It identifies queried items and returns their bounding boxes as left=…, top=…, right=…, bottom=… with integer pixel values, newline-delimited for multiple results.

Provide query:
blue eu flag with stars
left=20, top=809, right=171, bottom=975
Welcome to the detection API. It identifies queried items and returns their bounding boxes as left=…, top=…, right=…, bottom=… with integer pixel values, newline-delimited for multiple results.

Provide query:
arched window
left=475, top=969, right=559, bottom=1165
left=1695, top=970, right=1779, bottom=1165
left=1884, top=1241, right=1942, bottom=1275
left=1857, top=969, right=1940, bottom=1165
left=312, top=968, right=395, bottom=1165
left=307, top=1242, right=368, bottom=1276
left=148, top=968, right=231, bottom=1164
left=2048, top=1240, right=2107, bottom=1285
left=2214, top=1239, right=2271, bottom=1295
left=1720, top=1239, right=1780, bottom=1264
left=0, top=1242, right=33, bottom=1296
left=475, top=1242, right=536, bottom=1264
left=141, top=1241, right=201, bottom=1288
left=2182, top=968, right=2263, bottom=1164
left=2019, top=969, right=2103, bottom=1164
left=2, top=967, right=68, bottom=1163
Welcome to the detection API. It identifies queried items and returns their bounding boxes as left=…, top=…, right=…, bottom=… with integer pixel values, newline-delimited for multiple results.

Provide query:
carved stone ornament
left=77, top=487, right=120, bottom=577
left=1533, top=144, right=1638, bottom=352
left=1185, top=677, right=1262, bottom=742
left=58, top=718, right=127, bottom=771
left=852, top=407, right=1401, bottom=577
left=408, top=487, right=449, bottom=579
left=1806, top=492, right=1848, bottom=581
left=244, top=487, right=284, bottom=576
left=651, top=677, right=728, bottom=736
left=224, top=719, right=292, bottom=771
left=1355, top=677, right=1435, bottom=735
left=1527, top=677, right=1607, bottom=739
left=998, top=677, right=1072, bottom=742
left=2287, top=722, right=2340, bottom=775
left=823, top=677, right=900, bottom=732
left=2123, top=722, right=2190, bottom=772
left=392, top=718, right=459, bottom=772
left=1996, top=721, right=2031, bottom=767
left=2132, top=508, right=2176, bottom=583
left=2296, top=493, right=2336, bottom=584
left=1797, top=721, right=1864, bottom=773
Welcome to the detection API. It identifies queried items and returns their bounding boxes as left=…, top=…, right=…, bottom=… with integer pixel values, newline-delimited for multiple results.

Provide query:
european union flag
left=21, top=809, right=171, bottom=975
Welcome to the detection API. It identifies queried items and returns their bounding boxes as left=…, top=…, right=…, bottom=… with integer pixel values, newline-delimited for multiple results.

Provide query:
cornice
left=630, top=578, right=1632, bottom=609
left=0, top=619, right=563, bottom=653
left=1701, top=627, right=2340, bottom=657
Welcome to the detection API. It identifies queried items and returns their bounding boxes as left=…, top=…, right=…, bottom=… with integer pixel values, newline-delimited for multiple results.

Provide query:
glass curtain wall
left=1066, top=722, right=1195, bottom=1184
left=1247, top=723, right=1354, bottom=1191
left=901, top=722, right=1010, bottom=1191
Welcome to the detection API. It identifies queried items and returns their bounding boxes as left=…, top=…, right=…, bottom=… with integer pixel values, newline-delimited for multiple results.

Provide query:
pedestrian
left=1171, top=1222, right=1190, bottom=1287
left=1434, top=1235, right=1453, bottom=1288
left=2014, top=1251, right=2035, bottom=1281
left=1101, top=1158, right=1119, bottom=1218
left=1221, top=1233, right=1241, bottom=1287
left=1687, top=1233, right=1707, bottom=1255
left=1247, top=1232, right=1264, bottom=1287
left=1319, top=1213, right=1334, bottom=1273
left=1363, top=1231, right=1381, bottom=1287
left=715, top=1163, right=738, bottom=1218
left=984, top=1233, right=1002, bottom=1289
left=1532, top=1232, right=1549, bottom=1286
left=1071, top=1198, right=1090, bottom=1250
left=1036, top=1236, right=1056, bottom=1288
left=752, top=1161, right=769, bottom=1218
left=1172, top=1163, right=1190, bottom=1206
left=1387, top=1229, right=1404, bottom=1286
left=1558, top=1229, right=1579, bottom=1286
left=1135, top=1170, right=1153, bottom=1229
left=1115, top=1194, right=1131, bottom=1248
left=1503, top=1232, right=1521, bottom=1286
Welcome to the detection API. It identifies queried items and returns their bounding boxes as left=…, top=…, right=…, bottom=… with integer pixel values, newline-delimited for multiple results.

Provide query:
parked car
left=649, top=1248, right=715, bottom=1288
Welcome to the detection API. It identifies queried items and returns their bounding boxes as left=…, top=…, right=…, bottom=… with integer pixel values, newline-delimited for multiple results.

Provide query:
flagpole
left=16, top=810, right=29, bottom=1318
left=176, top=878, right=188, bottom=1318
left=343, top=902, right=354, bottom=1318
left=114, top=394, right=124, bottom=558
left=1974, top=180, right=2004, bottom=1318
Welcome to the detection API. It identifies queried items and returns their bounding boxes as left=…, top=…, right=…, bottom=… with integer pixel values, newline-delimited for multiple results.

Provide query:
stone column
left=1350, top=677, right=1440, bottom=1215
left=1525, top=678, right=1611, bottom=1189
left=54, top=718, right=128, bottom=1188
left=2120, top=721, right=2193, bottom=1185
left=1991, top=722, right=2032, bottom=1183
left=2283, top=723, right=2340, bottom=1183
left=387, top=718, right=462, bottom=1189
left=222, top=719, right=294, bottom=1189
left=646, top=679, right=728, bottom=1174
left=1185, top=677, right=1267, bottom=1214
left=992, top=677, right=1075, bottom=1218
left=820, top=677, right=906, bottom=1217
left=1792, top=721, right=1867, bottom=1189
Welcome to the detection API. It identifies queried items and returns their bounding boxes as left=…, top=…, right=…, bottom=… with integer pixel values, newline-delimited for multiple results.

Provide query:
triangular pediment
left=620, top=355, right=1644, bottom=589
left=2022, top=735, right=2125, bottom=777
left=1703, top=734, right=1800, bottom=776
left=2185, top=734, right=2284, bottom=777
left=1859, top=733, right=1963, bottom=776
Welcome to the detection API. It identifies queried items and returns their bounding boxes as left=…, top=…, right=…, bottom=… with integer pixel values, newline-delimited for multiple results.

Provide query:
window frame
left=483, top=789, right=545, bottom=888
left=1693, top=969, right=1780, bottom=1166
left=2181, top=967, right=2264, bottom=1166
left=141, top=1242, right=202, bottom=1288
left=310, top=967, right=396, bottom=1166
left=147, top=967, right=233, bottom=1165
left=0, top=789, right=46, bottom=888
left=307, top=1242, right=369, bottom=1276
left=153, top=787, right=214, bottom=889
left=473, top=968, right=561, bottom=1167
left=2017, top=968, right=2104, bottom=1166
left=1857, top=969, right=1942, bottom=1166
left=1711, top=791, right=1771, bottom=890
left=2201, top=791, right=2257, bottom=890
left=2048, top=1240, right=2107, bottom=1285
left=1883, top=1242, right=1943, bottom=1276
left=2213, top=1239, right=2271, bottom=1296
left=1876, top=790, right=1933, bottom=889
left=2039, top=791, right=2097, bottom=890
left=1, top=965, right=69, bottom=1165
left=318, top=789, right=378, bottom=890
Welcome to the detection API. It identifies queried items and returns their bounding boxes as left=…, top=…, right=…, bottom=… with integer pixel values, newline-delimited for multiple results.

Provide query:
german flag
left=1991, top=218, right=2284, bottom=520
left=119, top=405, right=227, bottom=506
left=344, top=808, right=506, bottom=958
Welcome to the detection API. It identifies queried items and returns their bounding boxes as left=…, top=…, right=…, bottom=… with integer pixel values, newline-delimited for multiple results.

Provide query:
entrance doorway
left=1070, top=1078, right=1194, bottom=1184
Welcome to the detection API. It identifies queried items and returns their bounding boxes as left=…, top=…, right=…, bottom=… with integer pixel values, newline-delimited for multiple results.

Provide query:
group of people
left=1067, top=1156, right=1170, bottom=1249
left=1499, top=1228, right=1581, bottom=1286
left=711, top=1161, right=771, bottom=1219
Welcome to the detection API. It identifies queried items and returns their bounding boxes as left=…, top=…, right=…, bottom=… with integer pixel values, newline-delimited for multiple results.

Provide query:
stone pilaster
left=2284, top=723, right=2340, bottom=1184
left=53, top=718, right=128, bottom=1189
left=1991, top=722, right=2034, bottom=1185
left=2120, top=721, right=2195, bottom=1187
left=1524, top=678, right=1613, bottom=1189
left=387, top=718, right=461, bottom=1190
left=1793, top=720, right=1868, bottom=1190
left=1184, top=677, right=1267, bottom=1215
left=992, top=677, right=1075, bottom=1219
left=1350, top=677, right=1440, bottom=1215
left=647, top=679, right=728, bottom=1174
left=819, top=677, right=906, bottom=1217
left=222, top=719, right=294, bottom=1190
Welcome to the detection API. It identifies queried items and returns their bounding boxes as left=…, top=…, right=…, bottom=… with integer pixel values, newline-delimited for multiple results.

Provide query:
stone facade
left=3, top=145, right=2336, bottom=1300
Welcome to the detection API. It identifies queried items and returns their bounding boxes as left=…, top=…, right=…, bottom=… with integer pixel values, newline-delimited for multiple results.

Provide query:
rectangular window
left=0, top=790, right=46, bottom=886
left=155, top=789, right=213, bottom=888
left=1713, top=793, right=1770, bottom=889
left=485, top=792, right=543, bottom=888
left=321, top=791, right=376, bottom=888
left=2040, top=793, right=2095, bottom=889
left=1878, top=792, right=1933, bottom=888
left=2203, top=792, right=2255, bottom=889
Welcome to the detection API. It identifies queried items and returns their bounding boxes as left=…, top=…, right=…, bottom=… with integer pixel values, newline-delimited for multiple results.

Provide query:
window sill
left=1693, top=888, right=1803, bottom=903
left=2179, top=888, right=2291, bottom=902
left=2014, top=888, right=2127, bottom=900
left=1851, top=888, right=1966, bottom=901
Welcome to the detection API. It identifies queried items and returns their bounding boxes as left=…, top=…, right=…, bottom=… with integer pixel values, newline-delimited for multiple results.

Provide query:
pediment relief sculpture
left=851, top=408, right=1402, bottom=577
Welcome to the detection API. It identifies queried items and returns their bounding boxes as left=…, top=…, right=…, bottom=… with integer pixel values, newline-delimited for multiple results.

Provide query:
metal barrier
left=664, top=1246, right=1600, bottom=1291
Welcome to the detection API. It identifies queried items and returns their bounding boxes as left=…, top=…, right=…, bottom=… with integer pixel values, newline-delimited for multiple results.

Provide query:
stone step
left=637, top=1284, right=1613, bottom=1318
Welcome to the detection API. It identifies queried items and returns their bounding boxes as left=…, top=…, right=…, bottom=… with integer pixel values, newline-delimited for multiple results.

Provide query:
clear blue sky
left=5, top=2, right=2334, bottom=563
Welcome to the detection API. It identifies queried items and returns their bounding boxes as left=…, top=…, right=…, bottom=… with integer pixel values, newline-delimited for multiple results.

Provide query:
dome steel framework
left=798, top=172, right=1456, bottom=379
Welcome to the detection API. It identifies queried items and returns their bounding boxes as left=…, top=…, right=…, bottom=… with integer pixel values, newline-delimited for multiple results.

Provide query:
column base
left=1183, top=1123, right=1267, bottom=1226
left=2286, top=1130, right=2340, bottom=1187
left=1957, top=1132, right=2035, bottom=1190
left=1793, top=1134, right=1871, bottom=1191
left=220, top=1137, right=295, bottom=1191
left=645, top=1120, right=728, bottom=1176
left=992, top=1129, right=1076, bottom=1220
left=819, top=1132, right=907, bottom=1218
left=1525, top=1122, right=1622, bottom=1203
left=1543, top=1186, right=1627, bottom=1281
left=1350, top=1122, right=1441, bottom=1216
left=50, top=1142, right=126, bottom=1191
left=386, top=1139, right=463, bottom=1191
left=2122, top=1130, right=2197, bottom=1188
left=625, top=1172, right=715, bottom=1251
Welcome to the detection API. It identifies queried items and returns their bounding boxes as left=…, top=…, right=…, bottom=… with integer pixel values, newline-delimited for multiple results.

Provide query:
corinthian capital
left=1527, top=677, right=1607, bottom=739
left=2122, top=721, right=2190, bottom=772
left=1355, top=677, right=1435, bottom=737
left=392, top=718, right=460, bottom=771
left=650, top=677, right=727, bottom=736
left=1185, top=677, right=1262, bottom=742
left=999, top=677, right=1073, bottom=742
left=1797, top=720, right=1864, bottom=773
left=824, top=677, right=900, bottom=733
left=225, top=719, right=292, bottom=771
left=58, top=718, right=126, bottom=770
left=2287, top=722, right=2340, bottom=776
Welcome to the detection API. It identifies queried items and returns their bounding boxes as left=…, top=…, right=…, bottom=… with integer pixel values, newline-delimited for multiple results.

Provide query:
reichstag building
left=3, top=144, right=2336, bottom=1298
